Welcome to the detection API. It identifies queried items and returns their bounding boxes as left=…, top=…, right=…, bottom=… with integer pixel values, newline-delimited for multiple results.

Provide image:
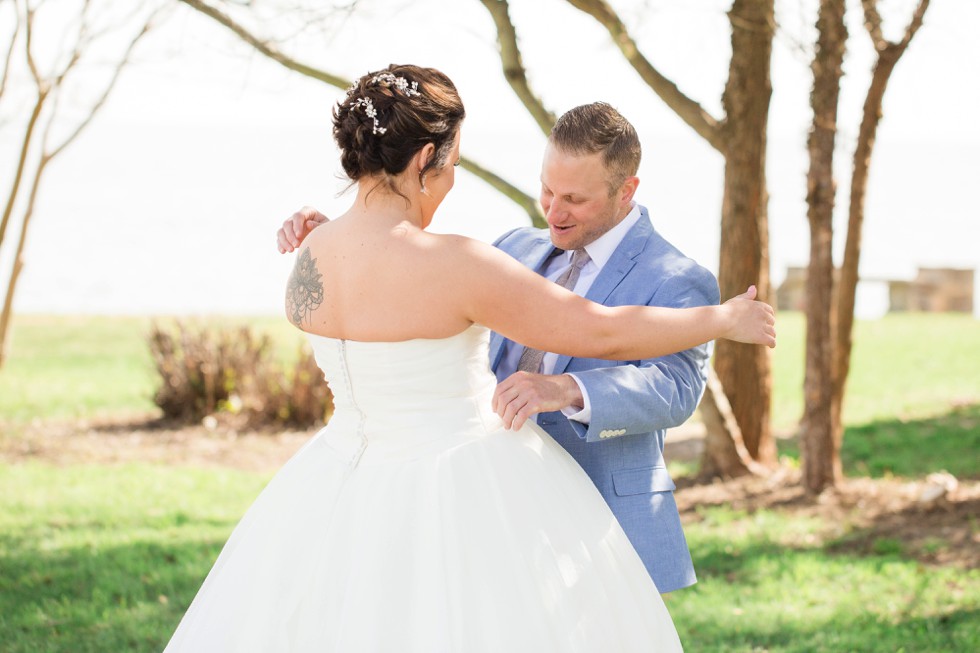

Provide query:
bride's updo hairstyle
left=333, top=64, right=465, bottom=198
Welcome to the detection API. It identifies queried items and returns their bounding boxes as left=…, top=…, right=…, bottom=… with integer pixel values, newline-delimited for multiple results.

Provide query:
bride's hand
left=722, top=285, right=777, bottom=348
left=277, top=206, right=329, bottom=253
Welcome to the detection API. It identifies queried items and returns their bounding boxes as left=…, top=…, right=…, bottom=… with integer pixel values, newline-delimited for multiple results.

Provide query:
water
left=4, top=118, right=976, bottom=319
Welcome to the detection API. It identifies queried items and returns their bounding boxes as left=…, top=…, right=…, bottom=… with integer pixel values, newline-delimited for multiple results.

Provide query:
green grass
left=2, top=312, right=979, bottom=650
left=0, top=462, right=270, bottom=652
left=669, top=506, right=979, bottom=651
left=769, top=312, right=980, bottom=431
left=0, top=315, right=307, bottom=423
left=775, top=402, right=980, bottom=479
left=0, top=316, right=158, bottom=422
left=2, top=462, right=976, bottom=652
left=4, top=312, right=977, bottom=429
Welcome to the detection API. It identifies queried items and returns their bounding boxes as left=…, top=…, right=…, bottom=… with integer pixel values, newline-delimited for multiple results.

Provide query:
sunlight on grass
left=769, top=312, right=980, bottom=431
left=0, top=463, right=270, bottom=652
left=5, top=312, right=976, bottom=429
left=0, top=315, right=308, bottom=423
left=672, top=507, right=980, bottom=652
left=776, top=403, right=980, bottom=479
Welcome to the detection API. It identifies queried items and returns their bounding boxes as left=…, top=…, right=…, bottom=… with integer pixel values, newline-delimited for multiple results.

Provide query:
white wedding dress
left=164, top=325, right=682, bottom=652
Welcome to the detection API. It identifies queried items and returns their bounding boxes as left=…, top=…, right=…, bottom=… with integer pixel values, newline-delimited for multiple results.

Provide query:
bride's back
left=289, top=214, right=474, bottom=342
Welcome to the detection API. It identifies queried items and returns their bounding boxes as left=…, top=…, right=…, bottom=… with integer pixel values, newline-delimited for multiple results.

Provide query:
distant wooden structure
left=775, top=267, right=809, bottom=311
left=889, top=268, right=974, bottom=313
left=775, top=266, right=974, bottom=314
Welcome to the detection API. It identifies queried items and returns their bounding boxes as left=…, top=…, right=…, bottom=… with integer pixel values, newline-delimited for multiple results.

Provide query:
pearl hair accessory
left=348, top=71, right=422, bottom=136
left=371, top=72, right=420, bottom=97
left=351, top=97, right=385, bottom=135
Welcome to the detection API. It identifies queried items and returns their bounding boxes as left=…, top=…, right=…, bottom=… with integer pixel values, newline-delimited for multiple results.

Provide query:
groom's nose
left=545, top=198, right=567, bottom=223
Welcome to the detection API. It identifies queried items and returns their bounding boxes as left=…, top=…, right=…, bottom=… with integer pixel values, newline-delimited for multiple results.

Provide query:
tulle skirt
left=164, top=415, right=682, bottom=652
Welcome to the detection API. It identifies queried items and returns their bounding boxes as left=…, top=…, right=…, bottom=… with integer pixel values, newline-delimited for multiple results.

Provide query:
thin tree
left=531, top=0, right=778, bottom=476
left=800, top=0, right=847, bottom=492
left=0, top=0, right=162, bottom=367
left=800, top=0, right=931, bottom=493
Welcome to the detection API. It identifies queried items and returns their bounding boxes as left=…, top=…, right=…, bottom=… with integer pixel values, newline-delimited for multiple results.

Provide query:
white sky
left=1, top=0, right=978, bottom=316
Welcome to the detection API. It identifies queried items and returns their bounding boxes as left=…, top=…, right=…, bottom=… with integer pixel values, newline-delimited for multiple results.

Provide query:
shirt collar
left=571, top=203, right=641, bottom=271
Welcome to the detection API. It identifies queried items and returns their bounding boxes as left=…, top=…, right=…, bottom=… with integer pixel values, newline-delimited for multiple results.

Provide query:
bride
left=164, top=64, right=775, bottom=652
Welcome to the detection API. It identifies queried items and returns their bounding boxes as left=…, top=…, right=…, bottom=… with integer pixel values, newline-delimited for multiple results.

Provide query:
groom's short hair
left=549, top=102, right=641, bottom=195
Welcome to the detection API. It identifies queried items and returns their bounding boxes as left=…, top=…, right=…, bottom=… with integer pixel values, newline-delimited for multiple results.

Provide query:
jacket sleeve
left=564, top=266, right=720, bottom=443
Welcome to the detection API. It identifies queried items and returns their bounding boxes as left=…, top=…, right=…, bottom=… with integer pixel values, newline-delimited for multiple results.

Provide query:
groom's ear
left=619, top=176, right=639, bottom=205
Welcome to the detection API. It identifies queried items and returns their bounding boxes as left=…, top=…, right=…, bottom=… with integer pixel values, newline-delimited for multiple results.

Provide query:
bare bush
left=149, top=323, right=332, bottom=428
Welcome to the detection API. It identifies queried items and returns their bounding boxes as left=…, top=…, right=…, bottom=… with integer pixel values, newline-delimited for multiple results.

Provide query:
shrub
left=148, top=323, right=332, bottom=428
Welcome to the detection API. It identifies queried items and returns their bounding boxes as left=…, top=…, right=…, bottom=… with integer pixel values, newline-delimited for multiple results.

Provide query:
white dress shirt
left=500, top=203, right=643, bottom=425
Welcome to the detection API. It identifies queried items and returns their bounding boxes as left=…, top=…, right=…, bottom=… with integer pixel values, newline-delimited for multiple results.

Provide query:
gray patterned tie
left=517, top=249, right=591, bottom=373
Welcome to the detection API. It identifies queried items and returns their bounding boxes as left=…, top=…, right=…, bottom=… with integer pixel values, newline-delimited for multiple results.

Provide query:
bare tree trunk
left=698, top=366, right=771, bottom=478
left=562, top=0, right=775, bottom=476
left=0, top=92, right=45, bottom=248
left=834, top=0, right=931, bottom=441
left=711, top=0, right=777, bottom=469
left=0, top=156, right=47, bottom=367
left=800, top=0, right=847, bottom=494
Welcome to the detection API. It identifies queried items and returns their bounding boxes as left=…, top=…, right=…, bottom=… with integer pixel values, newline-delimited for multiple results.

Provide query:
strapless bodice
left=306, top=324, right=502, bottom=466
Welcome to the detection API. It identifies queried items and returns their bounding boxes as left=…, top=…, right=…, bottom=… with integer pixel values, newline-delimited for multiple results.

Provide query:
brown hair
left=549, top=102, right=641, bottom=194
left=333, top=64, right=465, bottom=198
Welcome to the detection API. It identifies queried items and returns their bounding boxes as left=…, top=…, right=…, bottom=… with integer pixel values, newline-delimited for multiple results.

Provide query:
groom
left=276, top=102, right=717, bottom=594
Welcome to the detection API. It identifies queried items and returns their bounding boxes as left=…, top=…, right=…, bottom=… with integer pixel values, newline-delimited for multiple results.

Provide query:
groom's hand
left=277, top=206, right=329, bottom=253
left=492, top=372, right=584, bottom=431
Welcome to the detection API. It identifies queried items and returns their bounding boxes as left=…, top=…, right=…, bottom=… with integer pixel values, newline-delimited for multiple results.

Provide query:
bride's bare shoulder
left=300, top=218, right=345, bottom=251
left=423, top=232, right=512, bottom=265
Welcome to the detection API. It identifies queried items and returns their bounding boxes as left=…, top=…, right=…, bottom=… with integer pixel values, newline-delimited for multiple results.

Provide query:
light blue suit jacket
left=489, top=206, right=719, bottom=593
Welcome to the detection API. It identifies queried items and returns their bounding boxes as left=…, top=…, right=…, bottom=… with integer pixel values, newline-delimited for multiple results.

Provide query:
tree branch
left=178, top=0, right=350, bottom=88
left=563, top=0, right=724, bottom=150
left=897, top=0, right=930, bottom=49
left=476, top=0, right=556, bottom=134
left=22, top=0, right=44, bottom=91
left=0, top=1, right=47, bottom=249
left=459, top=156, right=544, bottom=228
left=180, top=0, right=544, bottom=225
left=45, top=16, right=156, bottom=160
left=860, top=0, right=884, bottom=46
left=0, top=0, right=19, bottom=101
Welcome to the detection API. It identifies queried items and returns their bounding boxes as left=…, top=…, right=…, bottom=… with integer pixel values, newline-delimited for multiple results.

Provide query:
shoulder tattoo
left=286, top=248, right=324, bottom=327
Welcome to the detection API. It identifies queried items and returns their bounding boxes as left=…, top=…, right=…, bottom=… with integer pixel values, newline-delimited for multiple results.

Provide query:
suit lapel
left=550, top=212, right=654, bottom=376
left=489, top=238, right=559, bottom=371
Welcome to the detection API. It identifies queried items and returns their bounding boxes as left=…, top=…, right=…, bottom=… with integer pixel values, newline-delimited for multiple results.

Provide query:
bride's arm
left=445, top=236, right=775, bottom=360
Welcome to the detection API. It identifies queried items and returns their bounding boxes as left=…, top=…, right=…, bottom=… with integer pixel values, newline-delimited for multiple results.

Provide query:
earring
left=419, top=172, right=428, bottom=195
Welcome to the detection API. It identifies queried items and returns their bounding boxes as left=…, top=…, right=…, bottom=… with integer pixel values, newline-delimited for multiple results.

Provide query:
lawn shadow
left=674, top=462, right=980, bottom=570
left=825, top=494, right=980, bottom=568
left=0, top=534, right=222, bottom=653
left=675, top=596, right=979, bottom=653
left=776, top=402, right=980, bottom=480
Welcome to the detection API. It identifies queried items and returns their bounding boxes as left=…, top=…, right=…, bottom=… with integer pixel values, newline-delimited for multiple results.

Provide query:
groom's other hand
left=277, top=206, right=328, bottom=253
left=493, top=372, right=584, bottom=430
